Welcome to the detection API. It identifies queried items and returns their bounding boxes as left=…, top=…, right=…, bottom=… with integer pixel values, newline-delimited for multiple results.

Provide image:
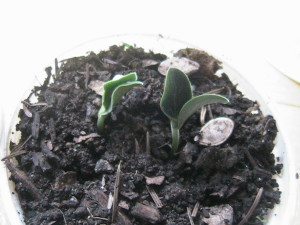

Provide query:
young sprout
left=122, top=42, right=133, bottom=49
left=160, top=67, right=229, bottom=154
left=97, top=72, right=142, bottom=131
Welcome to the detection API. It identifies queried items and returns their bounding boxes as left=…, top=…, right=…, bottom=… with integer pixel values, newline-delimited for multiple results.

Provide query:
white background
left=1, top=0, right=300, bottom=104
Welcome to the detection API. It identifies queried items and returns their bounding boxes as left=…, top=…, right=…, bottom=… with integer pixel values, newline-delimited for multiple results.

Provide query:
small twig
left=205, top=87, right=224, bottom=94
left=192, top=201, right=200, bottom=217
left=107, top=192, right=113, bottom=209
left=244, top=149, right=258, bottom=168
left=87, top=207, right=109, bottom=221
left=57, top=208, right=67, bottom=225
left=146, top=185, right=163, bottom=208
left=112, top=161, right=122, bottom=222
left=262, top=118, right=272, bottom=134
left=31, top=102, right=49, bottom=107
left=187, top=207, right=195, bottom=225
left=22, top=102, right=32, bottom=118
left=55, top=58, right=59, bottom=77
left=207, top=105, right=213, bottom=119
left=200, top=107, right=207, bottom=125
left=146, top=131, right=151, bottom=154
left=226, top=86, right=232, bottom=98
left=84, top=63, right=90, bottom=89
left=43, top=67, right=53, bottom=89
left=4, top=160, right=42, bottom=200
left=1, top=150, right=27, bottom=161
left=101, top=175, right=106, bottom=189
left=238, top=187, right=264, bottom=225
left=22, top=101, right=49, bottom=107
left=11, top=135, right=32, bottom=153
left=134, top=138, right=141, bottom=154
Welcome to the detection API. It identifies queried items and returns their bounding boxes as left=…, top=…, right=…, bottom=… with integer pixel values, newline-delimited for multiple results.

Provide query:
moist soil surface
left=6, top=45, right=281, bottom=225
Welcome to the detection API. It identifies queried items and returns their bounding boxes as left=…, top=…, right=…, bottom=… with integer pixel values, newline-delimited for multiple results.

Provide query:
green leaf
left=99, top=80, right=143, bottom=116
left=177, top=94, right=229, bottom=128
left=97, top=72, right=142, bottom=131
left=160, top=68, right=192, bottom=121
left=101, top=72, right=138, bottom=112
left=122, top=42, right=133, bottom=49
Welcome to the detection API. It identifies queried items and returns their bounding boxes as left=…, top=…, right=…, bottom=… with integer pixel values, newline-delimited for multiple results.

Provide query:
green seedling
left=160, top=67, right=229, bottom=153
left=97, top=72, right=142, bottom=131
left=122, top=42, right=133, bottom=49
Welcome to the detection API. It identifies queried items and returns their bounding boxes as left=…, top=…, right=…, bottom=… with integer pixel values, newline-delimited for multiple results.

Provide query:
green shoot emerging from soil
left=160, top=67, right=229, bottom=154
left=97, top=72, right=142, bottom=131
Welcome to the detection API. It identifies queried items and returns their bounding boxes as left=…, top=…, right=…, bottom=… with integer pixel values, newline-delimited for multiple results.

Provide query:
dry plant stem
left=26, top=102, right=49, bottom=107
left=146, top=131, right=151, bottom=154
left=84, top=63, right=90, bottom=89
left=192, top=201, right=200, bottom=217
left=11, top=135, right=32, bottom=153
left=134, top=138, right=141, bottom=154
left=87, top=207, right=109, bottom=221
left=205, top=87, right=224, bottom=94
left=43, top=67, right=52, bottom=89
left=5, top=160, right=42, bottom=200
left=226, top=86, right=232, bottom=98
left=101, top=175, right=106, bottom=188
left=57, top=208, right=67, bottom=225
left=55, top=58, right=59, bottom=77
left=1, top=150, right=27, bottom=161
left=112, top=161, right=122, bottom=222
left=187, top=207, right=195, bottom=225
left=200, top=107, right=207, bottom=125
left=107, top=193, right=113, bottom=209
left=146, top=185, right=163, bottom=208
left=237, top=187, right=264, bottom=225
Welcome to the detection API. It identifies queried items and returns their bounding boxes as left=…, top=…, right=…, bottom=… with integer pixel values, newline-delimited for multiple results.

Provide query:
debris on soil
left=131, top=202, right=162, bottom=224
left=7, top=45, right=281, bottom=225
left=73, top=133, right=100, bottom=143
left=94, top=159, right=114, bottom=174
left=195, top=117, right=234, bottom=146
left=175, top=48, right=221, bottom=76
left=158, top=57, right=200, bottom=76
left=54, top=171, right=77, bottom=189
left=145, top=176, right=165, bottom=185
left=201, top=204, right=234, bottom=225
left=5, top=160, right=42, bottom=200
left=88, top=80, right=104, bottom=95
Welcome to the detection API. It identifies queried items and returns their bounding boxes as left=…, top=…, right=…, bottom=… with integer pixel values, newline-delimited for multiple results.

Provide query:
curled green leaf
left=97, top=72, right=142, bottom=131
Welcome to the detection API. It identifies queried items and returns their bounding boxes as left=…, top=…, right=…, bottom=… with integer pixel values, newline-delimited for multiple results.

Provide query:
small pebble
left=94, top=159, right=114, bottom=174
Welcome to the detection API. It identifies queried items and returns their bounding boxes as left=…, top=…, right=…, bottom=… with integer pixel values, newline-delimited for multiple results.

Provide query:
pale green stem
left=97, top=114, right=108, bottom=132
left=171, top=121, right=180, bottom=154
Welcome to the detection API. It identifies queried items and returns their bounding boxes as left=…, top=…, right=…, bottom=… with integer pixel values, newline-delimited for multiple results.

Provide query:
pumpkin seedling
left=97, top=72, right=142, bottom=131
left=160, top=67, right=229, bottom=153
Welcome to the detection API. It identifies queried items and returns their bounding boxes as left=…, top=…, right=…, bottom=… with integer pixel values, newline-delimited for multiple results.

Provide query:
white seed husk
left=158, top=57, right=200, bottom=76
left=198, top=117, right=234, bottom=146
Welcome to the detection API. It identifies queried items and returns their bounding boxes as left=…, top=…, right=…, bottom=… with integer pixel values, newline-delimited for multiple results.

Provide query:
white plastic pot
left=0, top=34, right=298, bottom=225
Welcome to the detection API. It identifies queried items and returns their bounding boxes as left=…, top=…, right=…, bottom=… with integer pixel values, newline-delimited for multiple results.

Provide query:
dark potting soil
left=5, top=45, right=281, bottom=225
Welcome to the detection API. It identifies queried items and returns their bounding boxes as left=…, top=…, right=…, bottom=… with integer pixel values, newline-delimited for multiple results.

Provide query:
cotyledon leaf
left=101, top=72, right=138, bottom=112
left=160, top=67, right=192, bottom=121
left=177, top=94, right=229, bottom=129
left=99, top=81, right=143, bottom=116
